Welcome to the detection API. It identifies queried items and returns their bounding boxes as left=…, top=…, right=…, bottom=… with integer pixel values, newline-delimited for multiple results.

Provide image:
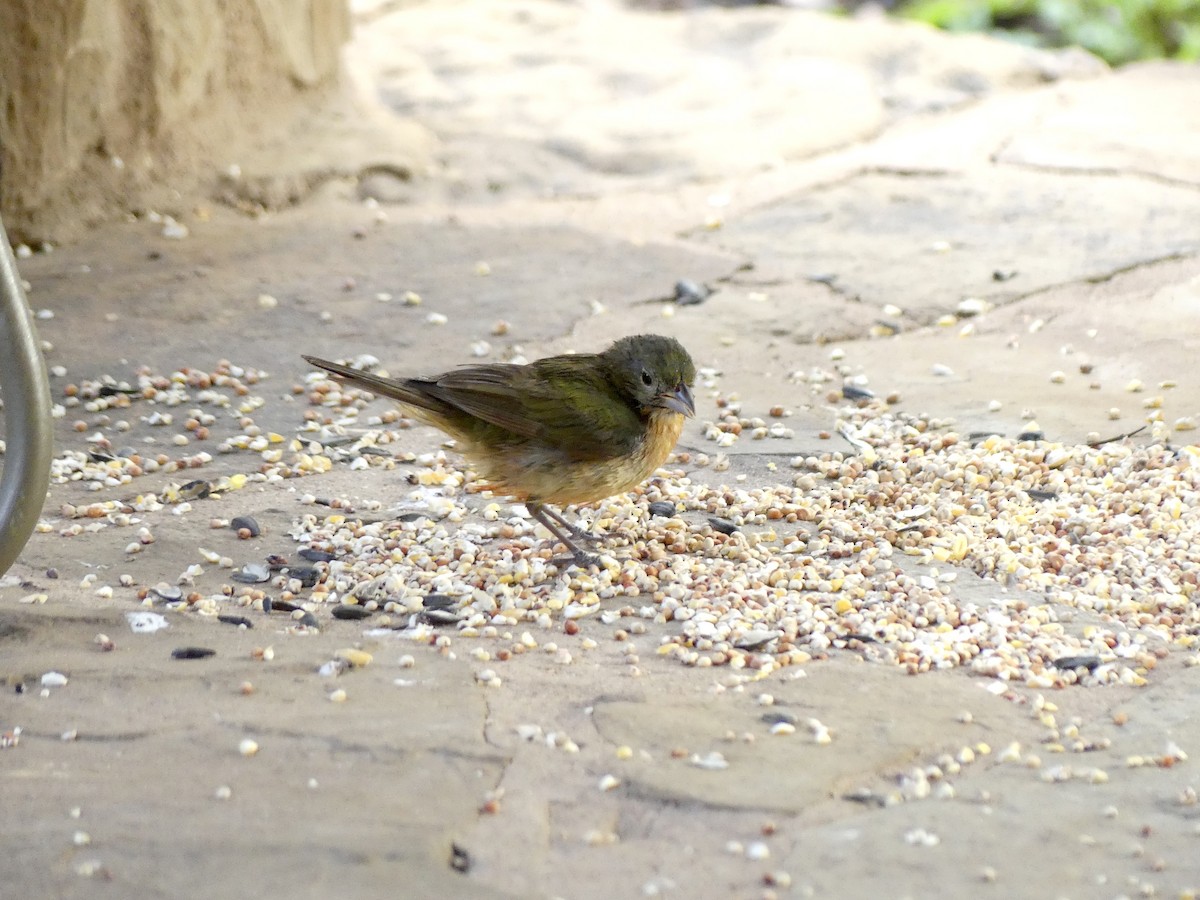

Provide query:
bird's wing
left=431, top=357, right=643, bottom=461
left=425, top=364, right=546, bottom=438
left=302, top=355, right=456, bottom=415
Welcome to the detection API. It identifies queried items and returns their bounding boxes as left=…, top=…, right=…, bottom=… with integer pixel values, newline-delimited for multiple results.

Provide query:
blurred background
left=2, top=0, right=1196, bottom=248
left=638, top=0, right=1200, bottom=66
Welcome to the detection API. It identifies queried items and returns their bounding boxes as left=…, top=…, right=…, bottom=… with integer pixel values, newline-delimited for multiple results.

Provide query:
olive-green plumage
left=303, top=334, right=696, bottom=566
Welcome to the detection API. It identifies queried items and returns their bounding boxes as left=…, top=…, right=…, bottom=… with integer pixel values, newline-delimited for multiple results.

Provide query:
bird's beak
left=659, top=383, right=695, bottom=417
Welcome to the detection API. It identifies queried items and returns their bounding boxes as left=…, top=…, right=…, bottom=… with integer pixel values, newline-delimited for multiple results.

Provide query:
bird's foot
left=563, top=527, right=604, bottom=547
left=550, top=549, right=603, bottom=571
left=527, top=501, right=609, bottom=564
left=537, top=505, right=604, bottom=546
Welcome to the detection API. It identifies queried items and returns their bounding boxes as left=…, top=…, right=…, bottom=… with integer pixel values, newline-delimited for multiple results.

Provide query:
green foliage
left=896, top=0, right=1200, bottom=64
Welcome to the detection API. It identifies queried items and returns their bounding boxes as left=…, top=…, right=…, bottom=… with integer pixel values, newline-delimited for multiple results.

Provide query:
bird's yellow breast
left=639, top=407, right=687, bottom=474
left=466, top=409, right=686, bottom=507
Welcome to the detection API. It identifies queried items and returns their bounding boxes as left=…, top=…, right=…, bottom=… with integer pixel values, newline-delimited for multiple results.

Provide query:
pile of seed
left=293, top=378, right=1200, bottom=689
left=22, top=360, right=1200, bottom=690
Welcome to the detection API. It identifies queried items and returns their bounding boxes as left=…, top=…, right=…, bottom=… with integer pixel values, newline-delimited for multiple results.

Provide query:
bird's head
left=603, top=334, right=696, bottom=418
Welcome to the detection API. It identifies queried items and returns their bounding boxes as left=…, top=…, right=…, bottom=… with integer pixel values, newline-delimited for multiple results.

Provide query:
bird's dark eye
left=641, top=369, right=653, bottom=387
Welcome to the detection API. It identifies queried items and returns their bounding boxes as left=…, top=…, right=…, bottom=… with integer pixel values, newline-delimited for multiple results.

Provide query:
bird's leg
left=526, top=502, right=600, bottom=569
left=536, top=504, right=604, bottom=546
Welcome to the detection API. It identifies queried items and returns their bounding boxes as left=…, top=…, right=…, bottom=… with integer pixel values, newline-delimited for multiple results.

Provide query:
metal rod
left=0, top=218, right=53, bottom=577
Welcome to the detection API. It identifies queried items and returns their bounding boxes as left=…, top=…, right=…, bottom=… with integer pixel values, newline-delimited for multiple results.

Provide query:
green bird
left=303, top=333, right=696, bottom=566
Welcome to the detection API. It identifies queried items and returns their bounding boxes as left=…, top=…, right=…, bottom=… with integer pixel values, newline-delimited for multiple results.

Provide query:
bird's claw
left=565, top=528, right=604, bottom=547
left=546, top=549, right=604, bottom=570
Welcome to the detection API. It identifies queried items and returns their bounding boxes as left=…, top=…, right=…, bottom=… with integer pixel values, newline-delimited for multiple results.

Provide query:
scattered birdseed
left=900, top=769, right=931, bottom=801
left=299, top=547, right=336, bottom=563
left=333, top=648, right=372, bottom=668
left=904, top=828, right=940, bottom=847
left=161, top=217, right=188, bottom=239
left=126, top=612, right=169, bottom=633
left=806, top=718, right=832, bottom=744
left=745, top=841, right=770, bottom=861
left=707, top=516, right=738, bottom=535
left=764, top=870, right=793, bottom=888
left=171, top=647, right=216, bottom=660
left=230, top=515, right=261, bottom=537
left=150, top=582, right=182, bottom=602
left=232, top=564, right=270, bottom=584
left=957, top=298, right=991, bottom=317
left=674, top=279, right=712, bottom=306
left=475, top=669, right=501, bottom=687
left=690, top=751, right=729, bottom=770
left=75, top=859, right=107, bottom=878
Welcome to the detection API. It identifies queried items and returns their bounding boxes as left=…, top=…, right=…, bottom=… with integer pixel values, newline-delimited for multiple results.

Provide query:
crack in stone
left=1080, top=251, right=1197, bottom=284
left=997, top=158, right=1200, bottom=194
left=971, top=250, right=1198, bottom=316
left=20, top=729, right=153, bottom=743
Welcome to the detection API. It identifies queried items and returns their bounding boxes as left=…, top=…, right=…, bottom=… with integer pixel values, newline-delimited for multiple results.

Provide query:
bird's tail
left=302, top=355, right=443, bottom=413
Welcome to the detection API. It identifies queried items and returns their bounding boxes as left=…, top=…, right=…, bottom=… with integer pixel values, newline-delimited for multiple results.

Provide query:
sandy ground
left=4, top=3, right=1200, bottom=898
